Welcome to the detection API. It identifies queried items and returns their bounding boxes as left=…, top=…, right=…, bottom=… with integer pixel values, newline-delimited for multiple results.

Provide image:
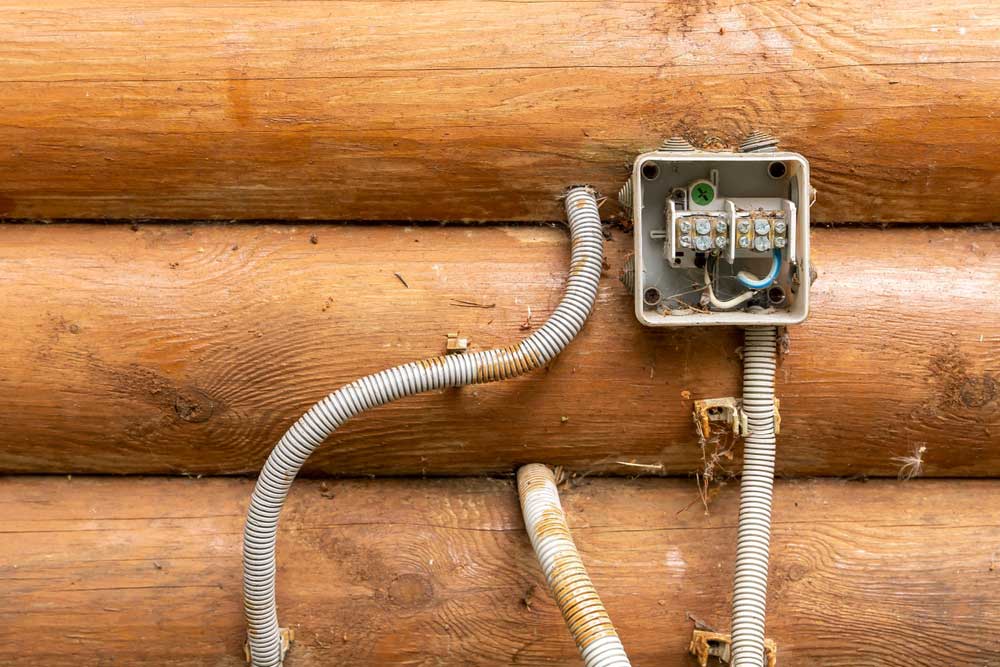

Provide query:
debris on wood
left=893, top=445, right=927, bottom=481
left=519, top=307, right=533, bottom=331
left=686, top=611, right=718, bottom=633
left=445, top=333, right=469, bottom=354
left=614, top=460, right=665, bottom=473
left=520, top=583, right=537, bottom=610
left=449, top=298, right=495, bottom=309
left=778, top=327, right=791, bottom=357
left=695, top=428, right=735, bottom=513
left=552, top=466, right=568, bottom=486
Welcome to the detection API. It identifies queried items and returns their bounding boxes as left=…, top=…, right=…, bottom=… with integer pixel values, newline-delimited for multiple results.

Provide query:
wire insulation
left=736, top=249, right=782, bottom=290
left=704, top=261, right=754, bottom=310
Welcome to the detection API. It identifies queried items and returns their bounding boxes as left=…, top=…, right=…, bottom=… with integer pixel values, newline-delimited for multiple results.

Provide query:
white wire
left=704, top=262, right=754, bottom=310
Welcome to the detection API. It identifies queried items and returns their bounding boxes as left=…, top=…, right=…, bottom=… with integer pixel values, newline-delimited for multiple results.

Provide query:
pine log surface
left=1, top=475, right=998, bottom=666
left=1, top=223, right=996, bottom=477
left=0, top=1, right=997, bottom=222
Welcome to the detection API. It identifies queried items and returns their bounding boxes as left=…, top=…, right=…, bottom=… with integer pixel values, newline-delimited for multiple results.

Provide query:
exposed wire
left=736, top=249, right=782, bottom=290
left=704, top=260, right=754, bottom=310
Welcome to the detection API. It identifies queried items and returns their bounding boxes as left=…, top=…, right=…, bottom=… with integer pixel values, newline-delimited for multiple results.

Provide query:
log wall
left=2, top=4, right=998, bottom=665
left=2, top=476, right=997, bottom=666
left=0, top=0, right=997, bottom=222
left=1, top=224, right=996, bottom=477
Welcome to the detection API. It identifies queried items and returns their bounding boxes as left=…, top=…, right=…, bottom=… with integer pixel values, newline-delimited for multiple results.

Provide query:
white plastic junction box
left=622, top=134, right=812, bottom=327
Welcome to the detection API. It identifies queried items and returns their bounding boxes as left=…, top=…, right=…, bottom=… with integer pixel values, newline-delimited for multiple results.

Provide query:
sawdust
left=695, top=430, right=735, bottom=513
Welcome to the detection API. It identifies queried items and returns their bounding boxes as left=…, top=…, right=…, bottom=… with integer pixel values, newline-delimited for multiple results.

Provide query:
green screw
left=691, top=182, right=715, bottom=206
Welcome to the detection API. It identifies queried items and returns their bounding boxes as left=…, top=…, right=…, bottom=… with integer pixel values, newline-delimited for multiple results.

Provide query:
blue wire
left=737, top=248, right=782, bottom=290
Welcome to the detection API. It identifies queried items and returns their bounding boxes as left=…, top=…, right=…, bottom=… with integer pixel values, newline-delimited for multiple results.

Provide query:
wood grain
left=1, top=475, right=998, bottom=666
left=0, top=223, right=996, bottom=477
left=0, top=1, right=997, bottom=222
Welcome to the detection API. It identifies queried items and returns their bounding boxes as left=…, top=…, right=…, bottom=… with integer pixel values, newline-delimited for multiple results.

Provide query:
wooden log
left=0, top=1, right=997, bottom=222
left=0, top=223, right=996, bottom=477
left=1, top=475, right=998, bottom=666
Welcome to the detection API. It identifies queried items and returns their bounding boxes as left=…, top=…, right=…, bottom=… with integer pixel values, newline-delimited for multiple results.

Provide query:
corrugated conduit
left=242, top=187, right=605, bottom=667
left=730, top=326, right=778, bottom=667
left=517, top=464, right=632, bottom=667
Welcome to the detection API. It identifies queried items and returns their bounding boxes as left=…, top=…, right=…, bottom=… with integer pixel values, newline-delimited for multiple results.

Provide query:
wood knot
left=172, top=387, right=216, bottom=423
left=959, top=373, right=997, bottom=409
left=785, top=562, right=809, bottom=583
left=101, top=362, right=220, bottom=425
left=388, top=573, right=434, bottom=608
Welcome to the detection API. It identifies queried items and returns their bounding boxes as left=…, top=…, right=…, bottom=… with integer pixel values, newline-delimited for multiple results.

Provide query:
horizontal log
left=1, top=476, right=998, bottom=666
left=0, top=1, right=998, bottom=222
left=1, top=224, right=996, bottom=477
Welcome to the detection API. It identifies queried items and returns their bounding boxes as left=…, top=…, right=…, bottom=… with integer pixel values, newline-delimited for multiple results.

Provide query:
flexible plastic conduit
left=517, top=464, right=631, bottom=667
left=730, top=326, right=778, bottom=667
left=242, top=187, right=605, bottom=667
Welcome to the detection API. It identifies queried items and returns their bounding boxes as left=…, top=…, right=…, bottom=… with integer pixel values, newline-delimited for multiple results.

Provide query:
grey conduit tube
left=242, top=187, right=604, bottom=667
left=730, top=326, right=778, bottom=667
left=517, top=465, right=632, bottom=667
